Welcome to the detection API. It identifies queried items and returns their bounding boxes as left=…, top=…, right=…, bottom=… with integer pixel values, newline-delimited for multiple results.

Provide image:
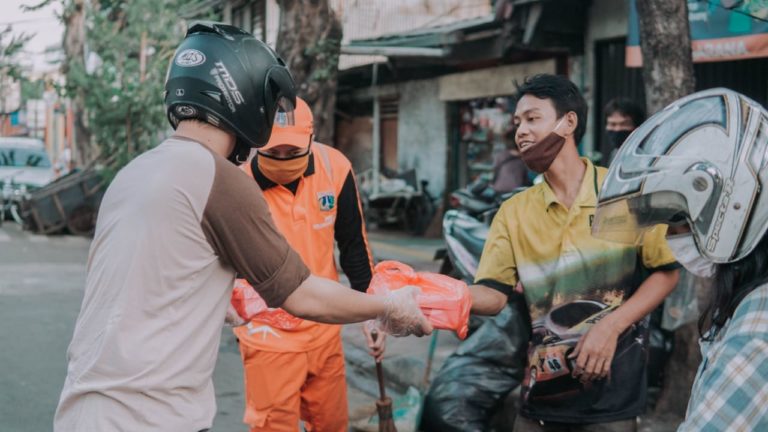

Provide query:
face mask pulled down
left=257, top=151, right=310, bottom=185
left=666, top=233, right=716, bottom=278
left=519, top=117, right=567, bottom=174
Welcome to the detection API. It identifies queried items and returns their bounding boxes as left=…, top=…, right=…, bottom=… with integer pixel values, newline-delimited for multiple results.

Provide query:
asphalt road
left=0, top=223, right=450, bottom=431
left=0, top=223, right=245, bottom=431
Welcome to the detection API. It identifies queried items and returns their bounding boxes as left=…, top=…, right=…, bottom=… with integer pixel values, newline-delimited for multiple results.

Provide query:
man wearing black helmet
left=53, top=23, right=431, bottom=432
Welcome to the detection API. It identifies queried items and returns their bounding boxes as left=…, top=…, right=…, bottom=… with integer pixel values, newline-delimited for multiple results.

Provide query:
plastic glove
left=224, top=302, right=246, bottom=327
left=377, top=285, right=433, bottom=337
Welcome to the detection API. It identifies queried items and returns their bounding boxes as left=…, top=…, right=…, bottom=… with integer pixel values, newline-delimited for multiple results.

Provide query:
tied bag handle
left=373, top=260, right=416, bottom=279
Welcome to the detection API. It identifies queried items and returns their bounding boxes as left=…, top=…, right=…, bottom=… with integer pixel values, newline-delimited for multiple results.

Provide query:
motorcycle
left=436, top=183, right=523, bottom=336
left=1, top=175, right=30, bottom=226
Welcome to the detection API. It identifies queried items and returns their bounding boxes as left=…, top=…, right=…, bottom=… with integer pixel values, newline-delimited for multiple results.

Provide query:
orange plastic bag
left=367, top=261, right=472, bottom=339
left=230, top=279, right=304, bottom=330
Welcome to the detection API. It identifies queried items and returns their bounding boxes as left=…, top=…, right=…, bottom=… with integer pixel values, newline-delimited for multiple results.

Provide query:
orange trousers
left=238, top=333, right=349, bottom=432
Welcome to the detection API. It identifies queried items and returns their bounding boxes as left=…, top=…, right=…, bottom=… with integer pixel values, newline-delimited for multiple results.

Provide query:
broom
left=371, top=330, right=397, bottom=432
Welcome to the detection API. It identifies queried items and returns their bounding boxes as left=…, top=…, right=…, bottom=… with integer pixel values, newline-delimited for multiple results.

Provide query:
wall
left=438, top=59, right=556, bottom=101
left=335, top=116, right=373, bottom=173
left=583, top=0, right=629, bottom=155
left=396, top=78, right=447, bottom=197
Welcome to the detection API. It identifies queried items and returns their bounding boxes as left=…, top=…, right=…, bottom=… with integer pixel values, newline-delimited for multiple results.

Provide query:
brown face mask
left=520, top=117, right=567, bottom=173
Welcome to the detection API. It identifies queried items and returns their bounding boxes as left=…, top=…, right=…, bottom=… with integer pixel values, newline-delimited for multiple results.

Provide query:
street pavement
left=0, top=223, right=459, bottom=431
left=0, top=223, right=92, bottom=431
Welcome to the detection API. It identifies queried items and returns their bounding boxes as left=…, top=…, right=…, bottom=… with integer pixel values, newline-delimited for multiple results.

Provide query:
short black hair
left=604, top=98, right=646, bottom=128
left=515, top=74, right=588, bottom=144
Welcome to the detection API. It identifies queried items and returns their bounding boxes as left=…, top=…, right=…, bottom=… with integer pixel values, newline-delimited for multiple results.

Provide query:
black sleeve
left=475, top=278, right=517, bottom=297
left=334, top=171, right=374, bottom=292
left=476, top=279, right=529, bottom=317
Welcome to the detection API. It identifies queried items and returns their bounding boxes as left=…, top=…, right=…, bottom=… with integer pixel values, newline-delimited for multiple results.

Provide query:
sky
left=1, top=0, right=64, bottom=74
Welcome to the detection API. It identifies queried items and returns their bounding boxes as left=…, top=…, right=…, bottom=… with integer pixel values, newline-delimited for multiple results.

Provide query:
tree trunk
left=61, top=0, right=96, bottom=166
left=636, top=0, right=695, bottom=112
left=276, top=0, right=342, bottom=145
left=636, top=0, right=699, bottom=418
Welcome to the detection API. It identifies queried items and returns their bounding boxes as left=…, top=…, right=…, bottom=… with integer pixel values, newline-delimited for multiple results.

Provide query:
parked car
left=0, top=137, right=55, bottom=224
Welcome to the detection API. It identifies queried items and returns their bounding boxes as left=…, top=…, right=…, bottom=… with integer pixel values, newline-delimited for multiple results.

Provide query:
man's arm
left=281, top=275, right=383, bottom=323
left=470, top=200, right=519, bottom=316
left=200, top=154, right=430, bottom=336
left=332, top=168, right=387, bottom=358
left=334, top=170, right=373, bottom=292
left=571, top=268, right=680, bottom=381
left=470, top=282, right=511, bottom=315
left=281, top=276, right=432, bottom=336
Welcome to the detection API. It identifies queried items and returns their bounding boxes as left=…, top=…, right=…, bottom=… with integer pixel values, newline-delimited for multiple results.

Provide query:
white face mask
left=666, top=233, right=716, bottom=278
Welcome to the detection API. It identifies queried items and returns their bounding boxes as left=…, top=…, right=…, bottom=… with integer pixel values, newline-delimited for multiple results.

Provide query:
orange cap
left=262, top=97, right=313, bottom=150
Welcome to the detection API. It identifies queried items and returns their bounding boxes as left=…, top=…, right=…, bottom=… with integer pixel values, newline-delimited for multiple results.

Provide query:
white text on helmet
left=210, top=61, right=244, bottom=113
left=707, top=179, right=733, bottom=253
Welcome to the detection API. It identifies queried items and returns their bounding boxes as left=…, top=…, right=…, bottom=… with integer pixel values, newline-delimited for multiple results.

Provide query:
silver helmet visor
left=592, top=191, right=687, bottom=245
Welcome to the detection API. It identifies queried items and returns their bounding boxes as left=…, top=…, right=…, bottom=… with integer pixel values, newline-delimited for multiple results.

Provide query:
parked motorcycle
left=1, top=175, right=30, bottom=226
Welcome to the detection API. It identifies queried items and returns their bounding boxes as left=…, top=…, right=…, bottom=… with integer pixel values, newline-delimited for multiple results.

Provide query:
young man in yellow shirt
left=470, top=74, right=680, bottom=431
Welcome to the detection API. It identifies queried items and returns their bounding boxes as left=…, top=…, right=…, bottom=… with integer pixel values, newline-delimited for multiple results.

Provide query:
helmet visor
left=599, top=95, right=728, bottom=203
left=273, top=96, right=296, bottom=127
left=592, top=191, right=689, bottom=244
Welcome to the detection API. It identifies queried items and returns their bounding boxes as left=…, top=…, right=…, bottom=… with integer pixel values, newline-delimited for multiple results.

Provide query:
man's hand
left=224, top=303, right=246, bottom=327
left=569, top=318, right=621, bottom=383
left=378, top=285, right=433, bottom=337
left=363, top=321, right=387, bottom=362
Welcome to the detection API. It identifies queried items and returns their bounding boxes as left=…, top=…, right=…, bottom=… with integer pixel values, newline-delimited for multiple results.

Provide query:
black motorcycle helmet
left=164, top=22, right=297, bottom=163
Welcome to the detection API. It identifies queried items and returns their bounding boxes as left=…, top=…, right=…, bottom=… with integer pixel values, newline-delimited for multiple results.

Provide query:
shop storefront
left=441, top=59, right=556, bottom=194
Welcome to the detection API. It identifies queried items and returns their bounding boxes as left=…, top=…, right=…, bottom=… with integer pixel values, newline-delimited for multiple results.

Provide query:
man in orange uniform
left=233, top=97, right=383, bottom=431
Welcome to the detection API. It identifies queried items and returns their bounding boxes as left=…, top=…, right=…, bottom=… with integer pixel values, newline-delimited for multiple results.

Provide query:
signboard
left=627, top=0, right=768, bottom=67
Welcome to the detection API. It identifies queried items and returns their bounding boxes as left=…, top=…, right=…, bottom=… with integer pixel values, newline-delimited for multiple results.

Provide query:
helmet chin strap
left=227, top=139, right=251, bottom=165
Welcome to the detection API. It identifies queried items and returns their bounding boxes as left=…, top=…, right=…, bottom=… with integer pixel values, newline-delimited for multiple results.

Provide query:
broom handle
left=371, top=329, right=387, bottom=399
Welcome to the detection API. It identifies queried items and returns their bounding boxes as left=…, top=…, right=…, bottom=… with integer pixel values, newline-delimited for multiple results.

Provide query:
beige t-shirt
left=54, top=138, right=310, bottom=432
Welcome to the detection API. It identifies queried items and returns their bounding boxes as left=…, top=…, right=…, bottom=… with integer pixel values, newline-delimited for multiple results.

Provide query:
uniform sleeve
left=201, top=155, right=310, bottom=307
left=334, top=170, right=374, bottom=292
left=474, top=201, right=518, bottom=294
left=640, top=224, right=680, bottom=271
left=679, top=336, right=768, bottom=432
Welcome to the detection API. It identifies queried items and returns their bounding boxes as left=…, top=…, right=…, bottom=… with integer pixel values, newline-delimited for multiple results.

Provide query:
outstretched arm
left=281, top=275, right=433, bottom=337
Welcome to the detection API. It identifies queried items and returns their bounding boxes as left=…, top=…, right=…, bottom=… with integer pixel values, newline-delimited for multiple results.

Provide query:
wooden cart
left=19, top=167, right=106, bottom=235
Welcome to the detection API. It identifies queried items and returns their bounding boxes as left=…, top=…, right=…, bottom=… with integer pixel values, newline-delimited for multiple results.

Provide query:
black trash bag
left=420, top=293, right=531, bottom=432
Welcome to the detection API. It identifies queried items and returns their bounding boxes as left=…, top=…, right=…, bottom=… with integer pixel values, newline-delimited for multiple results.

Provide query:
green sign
left=627, top=0, right=768, bottom=66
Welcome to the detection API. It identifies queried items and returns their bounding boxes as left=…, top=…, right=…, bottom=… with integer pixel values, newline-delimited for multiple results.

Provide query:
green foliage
left=20, top=78, right=45, bottom=100
left=304, top=37, right=340, bottom=82
left=0, top=26, right=33, bottom=80
left=62, top=0, right=191, bottom=165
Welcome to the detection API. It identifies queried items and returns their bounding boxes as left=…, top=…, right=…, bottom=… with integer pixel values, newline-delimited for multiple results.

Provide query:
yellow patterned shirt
left=475, top=157, right=678, bottom=423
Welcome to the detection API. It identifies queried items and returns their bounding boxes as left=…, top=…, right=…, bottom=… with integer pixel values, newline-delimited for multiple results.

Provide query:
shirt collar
left=251, top=151, right=316, bottom=191
left=541, top=157, right=599, bottom=208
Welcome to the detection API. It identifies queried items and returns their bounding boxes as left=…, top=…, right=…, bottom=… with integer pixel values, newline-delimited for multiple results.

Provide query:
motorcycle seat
left=452, top=223, right=488, bottom=258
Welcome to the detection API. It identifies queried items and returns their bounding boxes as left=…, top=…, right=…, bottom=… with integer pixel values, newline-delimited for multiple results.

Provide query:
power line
left=0, top=16, right=59, bottom=26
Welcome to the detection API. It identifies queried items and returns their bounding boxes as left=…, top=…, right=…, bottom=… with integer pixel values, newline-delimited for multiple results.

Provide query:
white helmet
left=593, top=88, right=768, bottom=263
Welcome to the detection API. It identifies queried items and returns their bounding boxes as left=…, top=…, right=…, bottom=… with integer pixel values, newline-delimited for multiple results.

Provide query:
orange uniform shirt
left=233, top=142, right=373, bottom=352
